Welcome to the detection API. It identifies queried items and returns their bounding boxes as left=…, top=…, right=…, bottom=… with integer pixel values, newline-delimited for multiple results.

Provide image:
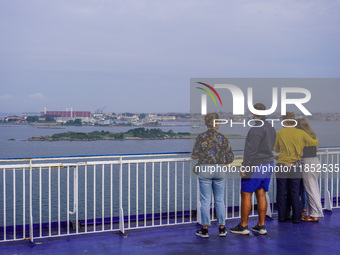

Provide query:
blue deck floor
left=1, top=209, right=339, bottom=255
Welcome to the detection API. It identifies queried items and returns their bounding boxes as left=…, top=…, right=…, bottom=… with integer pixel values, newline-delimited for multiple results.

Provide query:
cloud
left=0, top=94, right=12, bottom=100
left=29, top=93, right=46, bottom=100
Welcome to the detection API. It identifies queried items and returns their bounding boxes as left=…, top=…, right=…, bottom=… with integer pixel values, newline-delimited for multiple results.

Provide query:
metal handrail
left=0, top=148, right=339, bottom=243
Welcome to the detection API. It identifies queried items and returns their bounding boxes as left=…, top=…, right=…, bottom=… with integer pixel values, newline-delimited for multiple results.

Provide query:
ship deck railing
left=0, top=147, right=339, bottom=243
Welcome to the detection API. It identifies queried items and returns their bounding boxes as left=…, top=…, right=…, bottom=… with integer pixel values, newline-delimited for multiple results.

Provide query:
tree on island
left=65, top=119, right=82, bottom=126
left=74, top=119, right=82, bottom=125
left=139, top=113, right=146, bottom=119
left=45, top=116, right=56, bottom=122
left=29, top=127, right=191, bottom=141
left=26, top=116, right=39, bottom=123
left=122, top=112, right=134, bottom=117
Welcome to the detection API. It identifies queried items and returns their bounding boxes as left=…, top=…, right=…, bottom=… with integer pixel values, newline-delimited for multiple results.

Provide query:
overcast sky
left=0, top=0, right=339, bottom=114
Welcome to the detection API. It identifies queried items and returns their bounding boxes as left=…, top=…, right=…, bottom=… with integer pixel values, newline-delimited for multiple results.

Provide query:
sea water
left=0, top=121, right=339, bottom=225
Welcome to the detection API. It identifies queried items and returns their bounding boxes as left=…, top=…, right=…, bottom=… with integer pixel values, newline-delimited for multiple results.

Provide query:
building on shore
left=44, top=110, right=91, bottom=119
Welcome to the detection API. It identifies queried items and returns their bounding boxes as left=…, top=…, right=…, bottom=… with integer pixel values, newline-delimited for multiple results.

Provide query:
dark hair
left=282, top=112, right=296, bottom=126
left=205, top=112, right=219, bottom=128
left=253, top=103, right=266, bottom=118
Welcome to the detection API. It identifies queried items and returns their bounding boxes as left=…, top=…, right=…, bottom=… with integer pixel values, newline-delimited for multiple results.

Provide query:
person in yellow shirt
left=274, top=112, right=318, bottom=223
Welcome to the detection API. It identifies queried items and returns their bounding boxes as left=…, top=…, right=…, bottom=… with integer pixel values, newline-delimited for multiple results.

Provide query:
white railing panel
left=0, top=149, right=339, bottom=243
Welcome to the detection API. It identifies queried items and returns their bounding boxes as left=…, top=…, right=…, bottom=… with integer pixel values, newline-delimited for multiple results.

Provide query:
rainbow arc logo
left=196, top=82, right=222, bottom=106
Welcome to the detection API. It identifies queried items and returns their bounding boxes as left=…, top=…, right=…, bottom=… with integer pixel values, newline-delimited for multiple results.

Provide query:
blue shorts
left=241, top=162, right=274, bottom=193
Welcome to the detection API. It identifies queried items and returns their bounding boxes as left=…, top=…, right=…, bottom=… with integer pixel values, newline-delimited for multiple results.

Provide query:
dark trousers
left=276, top=178, right=302, bottom=222
left=276, top=169, right=302, bottom=223
left=299, top=179, right=306, bottom=209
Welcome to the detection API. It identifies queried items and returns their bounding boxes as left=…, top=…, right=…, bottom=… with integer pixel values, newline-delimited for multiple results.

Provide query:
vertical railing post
left=337, top=154, right=339, bottom=208
left=238, top=178, right=241, bottom=218
left=68, top=165, right=79, bottom=233
left=75, top=166, right=79, bottom=234
left=225, top=177, right=228, bottom=220
left=119, top=157, right=125, bottom=235
left=67, top=166, right=70, bottom=235
left=174, top=162, right=177, bottom=223
left=182, top=161, right=185, bottom=223
left=189, top=161, right=192, bottom=223
left=152, top=162, right=154, bottom=226
left=13, top=168, right=16, bottom=240
left=196, top=178, right=201, bottom=224
left=271, top=172, right=276, bottom=215
left=324, top=149, right=332, bottom=211
left=232, top=177, right=235, bottom=218
left=3, top=167, right=6, bottom=241
left=29, top=159, right=34, bottom=243
left=102, top=164, right=105, bottom=232
left=58, top=166, right=61, bottom=235
left=69, top=166, right=78, bottom=215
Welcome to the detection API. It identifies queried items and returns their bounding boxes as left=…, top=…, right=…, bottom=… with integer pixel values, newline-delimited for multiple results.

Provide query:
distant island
left=28, top=128, right=191, bottom=141
left=27, top=127, right=245, bottom=141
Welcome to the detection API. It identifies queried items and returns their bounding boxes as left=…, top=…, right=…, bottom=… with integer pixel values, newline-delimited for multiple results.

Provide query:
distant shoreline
left=28, top=136, right=192, bottom=141
left=27, top=128, right=191, bottom=141
left=27, top=128, right=245, bottom=141
left=27, top=135, right=245, bottom=141
left=0, top=122, right=191, bottom=128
